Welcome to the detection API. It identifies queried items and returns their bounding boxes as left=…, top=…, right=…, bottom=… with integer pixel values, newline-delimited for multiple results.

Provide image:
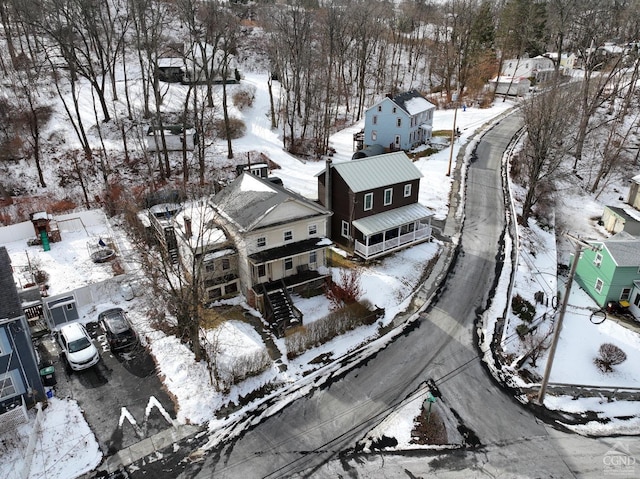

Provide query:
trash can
left=40, top=365, right=56, bottom=387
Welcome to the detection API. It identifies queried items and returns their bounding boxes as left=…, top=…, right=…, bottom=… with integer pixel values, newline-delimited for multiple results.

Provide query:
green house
left=572, top=234, right=640, bottom=308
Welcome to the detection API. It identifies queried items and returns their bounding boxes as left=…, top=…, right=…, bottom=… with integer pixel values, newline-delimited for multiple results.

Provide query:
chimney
left=324, top=157, right=332, bottom=212
left=184, top=216, right=192, bottom=239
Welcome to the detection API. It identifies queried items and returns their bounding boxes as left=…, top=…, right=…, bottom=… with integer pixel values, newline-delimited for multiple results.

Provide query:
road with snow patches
left=128, top=114, right=637, bottom=479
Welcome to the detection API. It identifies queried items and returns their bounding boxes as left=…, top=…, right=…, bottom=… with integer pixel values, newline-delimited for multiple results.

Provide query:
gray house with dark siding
left=0, top=246, right=46, bottom=416
left=317, top=152, right=433, bottom=260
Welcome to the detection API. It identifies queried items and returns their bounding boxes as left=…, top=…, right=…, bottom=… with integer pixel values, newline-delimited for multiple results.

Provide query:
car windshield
left=68, top=337, right=91, bottom=353
left=106, top=316, right=130, bottom=334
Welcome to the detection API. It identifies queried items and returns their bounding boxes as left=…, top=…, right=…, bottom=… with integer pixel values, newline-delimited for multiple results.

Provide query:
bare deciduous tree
left=518, top=85, right=577, bottom=226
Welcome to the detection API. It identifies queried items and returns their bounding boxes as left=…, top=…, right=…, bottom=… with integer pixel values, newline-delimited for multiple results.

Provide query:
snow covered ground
left=2, top=70, right=639, bottom=478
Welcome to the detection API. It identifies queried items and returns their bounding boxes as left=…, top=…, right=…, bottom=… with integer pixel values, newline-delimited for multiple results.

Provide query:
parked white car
left=56, top=322, right=100, bottom=371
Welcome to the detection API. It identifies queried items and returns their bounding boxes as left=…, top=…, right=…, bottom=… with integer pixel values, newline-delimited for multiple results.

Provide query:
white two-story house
left=209, top=173, right=332, bottom=335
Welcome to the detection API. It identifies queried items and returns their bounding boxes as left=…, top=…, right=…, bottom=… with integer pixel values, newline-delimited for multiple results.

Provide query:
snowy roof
left=391, top=90, right=435, bottom=115
left=352, top=203, right=432, bottom=237
left=490, top=76, right=530, bottom=83
left=157, top=57, right=184, bottom=68
left=210, top=173, right=328, bottom=232
left=203, top=248, right=236, bottom=262
left=631, top=174, right=640, bottom=183
left=319, top=152, right=422, bottom=193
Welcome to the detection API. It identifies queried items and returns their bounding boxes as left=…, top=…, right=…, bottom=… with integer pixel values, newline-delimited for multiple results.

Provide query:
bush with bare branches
left=324, top=268, right=362, bottom=310
left=594, top=343, right=627, bottom=373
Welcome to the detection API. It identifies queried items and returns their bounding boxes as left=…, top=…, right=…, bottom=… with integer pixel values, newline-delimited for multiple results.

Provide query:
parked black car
left=98, top=308, right=138, bottom=351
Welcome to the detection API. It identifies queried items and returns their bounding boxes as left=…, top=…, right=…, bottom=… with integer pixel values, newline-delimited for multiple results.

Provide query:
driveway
left=37, top=321, right=176, bottom=456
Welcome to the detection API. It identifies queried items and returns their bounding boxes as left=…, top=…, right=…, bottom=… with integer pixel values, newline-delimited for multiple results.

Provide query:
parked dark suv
left=98, top=308, right=138, bottom=351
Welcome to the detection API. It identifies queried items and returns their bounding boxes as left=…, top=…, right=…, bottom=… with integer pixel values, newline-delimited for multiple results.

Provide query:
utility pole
left=446, top=92, right=459, bottom=177
left=537, top=234, right=598, bottom=405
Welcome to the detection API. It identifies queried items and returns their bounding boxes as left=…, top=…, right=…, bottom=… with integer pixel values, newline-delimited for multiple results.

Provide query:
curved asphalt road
left=172, top=115, right=637, bottom=479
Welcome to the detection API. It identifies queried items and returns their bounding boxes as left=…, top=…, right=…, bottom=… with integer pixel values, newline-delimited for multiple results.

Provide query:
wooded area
left=0, top=0, right=638, bottom=219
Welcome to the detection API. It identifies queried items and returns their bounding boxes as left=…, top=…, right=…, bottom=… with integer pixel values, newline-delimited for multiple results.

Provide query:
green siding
left=573, top=244, right=640, bottom=307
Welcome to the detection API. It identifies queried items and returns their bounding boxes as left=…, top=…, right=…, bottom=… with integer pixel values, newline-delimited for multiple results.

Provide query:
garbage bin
left=40, top=365, right=56, bottom=387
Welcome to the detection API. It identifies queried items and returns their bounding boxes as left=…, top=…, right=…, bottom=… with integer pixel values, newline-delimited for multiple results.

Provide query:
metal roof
left=331, top=152, right=422, bottom=193
left=352, top=203, right=432, bottom=237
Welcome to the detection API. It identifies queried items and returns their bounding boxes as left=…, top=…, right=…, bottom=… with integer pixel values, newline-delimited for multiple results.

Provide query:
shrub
left=594, top=343, right=627, bottom=373
left=516, top=323, right=530, bottom=339
left=324, top=268, right=362, bottom=310
left=232, top=89, right=254, bottom=110
left=213, top=118, right=246, bottom=139
left=512, top=294, right=535, bottom=322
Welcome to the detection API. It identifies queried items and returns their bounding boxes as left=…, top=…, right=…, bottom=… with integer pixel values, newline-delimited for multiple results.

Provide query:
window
left=0, top=371, right=22, bottom=400
left=377, top=105, right=382, bottom=112
left=373, top=115, right=377, bottom=125
left=395, top=135, right=400, bottom=146
left=309, top=251, right=317, bottom=265
left=257, top=264, right=266, bottom=278
left=595, top=278, right=604, bottom=293
left=620, top=288, right=631, bottom=301
left=208, top=288, right=222, bottom=300
left=284, top=230, right=293, bottom=242
left=205, top=262, right=215, bottom=273
left=384, top=188, right=393, bottom=206
left=341, top=221, right=350, bottom=239
left=371, top=130, right=377, bottom=141
left=257, top=237, right=266, bottom=247
left=226, top=282, right=238, bottom=294
left=594, top=253, right=603, bottom=267
left=308, top=224, right=317, bottom=236
left=364, top=192, right=373, bottom=211
left=396, top=118, right=402, bottom=127
left=222, top=258, right=230, bottom=270
left=634, top=292, right=640, bottom=307
left=0, top=375, right=17, bottom=399
left=392, top=107, right=397, bottom=113
left=0, top=329, right=11, bottom=356
left=404, top=184, right=411, bottom=197
left=284, top=257, right=293, bottom=271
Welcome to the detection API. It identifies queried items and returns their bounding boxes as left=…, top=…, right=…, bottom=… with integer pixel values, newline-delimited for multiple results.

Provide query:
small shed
left=236, top=163, right=269, bottom=179
left=600, top=206, right=640, bottom=236
left=156, top=58, right=185, bottom=83
left=147, top=125, right=196, bottom=152
left=628, top=174, right=640, bottom=210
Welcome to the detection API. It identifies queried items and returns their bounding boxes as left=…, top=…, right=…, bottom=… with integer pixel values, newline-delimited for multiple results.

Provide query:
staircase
left=265, top=286, right=302, bottom=337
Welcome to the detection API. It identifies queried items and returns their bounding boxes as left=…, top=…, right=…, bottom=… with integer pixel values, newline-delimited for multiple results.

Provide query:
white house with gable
left=363, top=90, right=436, bottom=151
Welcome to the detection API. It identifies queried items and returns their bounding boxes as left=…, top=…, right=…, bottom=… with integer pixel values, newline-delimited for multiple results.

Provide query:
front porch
left=352, top=203, right=433, bottom=260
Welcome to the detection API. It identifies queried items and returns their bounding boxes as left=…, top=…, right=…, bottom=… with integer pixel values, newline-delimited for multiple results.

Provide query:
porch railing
left=355, top=225, right=431, bottom=259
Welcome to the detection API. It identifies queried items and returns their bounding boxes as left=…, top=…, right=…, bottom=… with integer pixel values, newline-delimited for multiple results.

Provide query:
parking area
left=37, top=321, right=176, bottom=456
